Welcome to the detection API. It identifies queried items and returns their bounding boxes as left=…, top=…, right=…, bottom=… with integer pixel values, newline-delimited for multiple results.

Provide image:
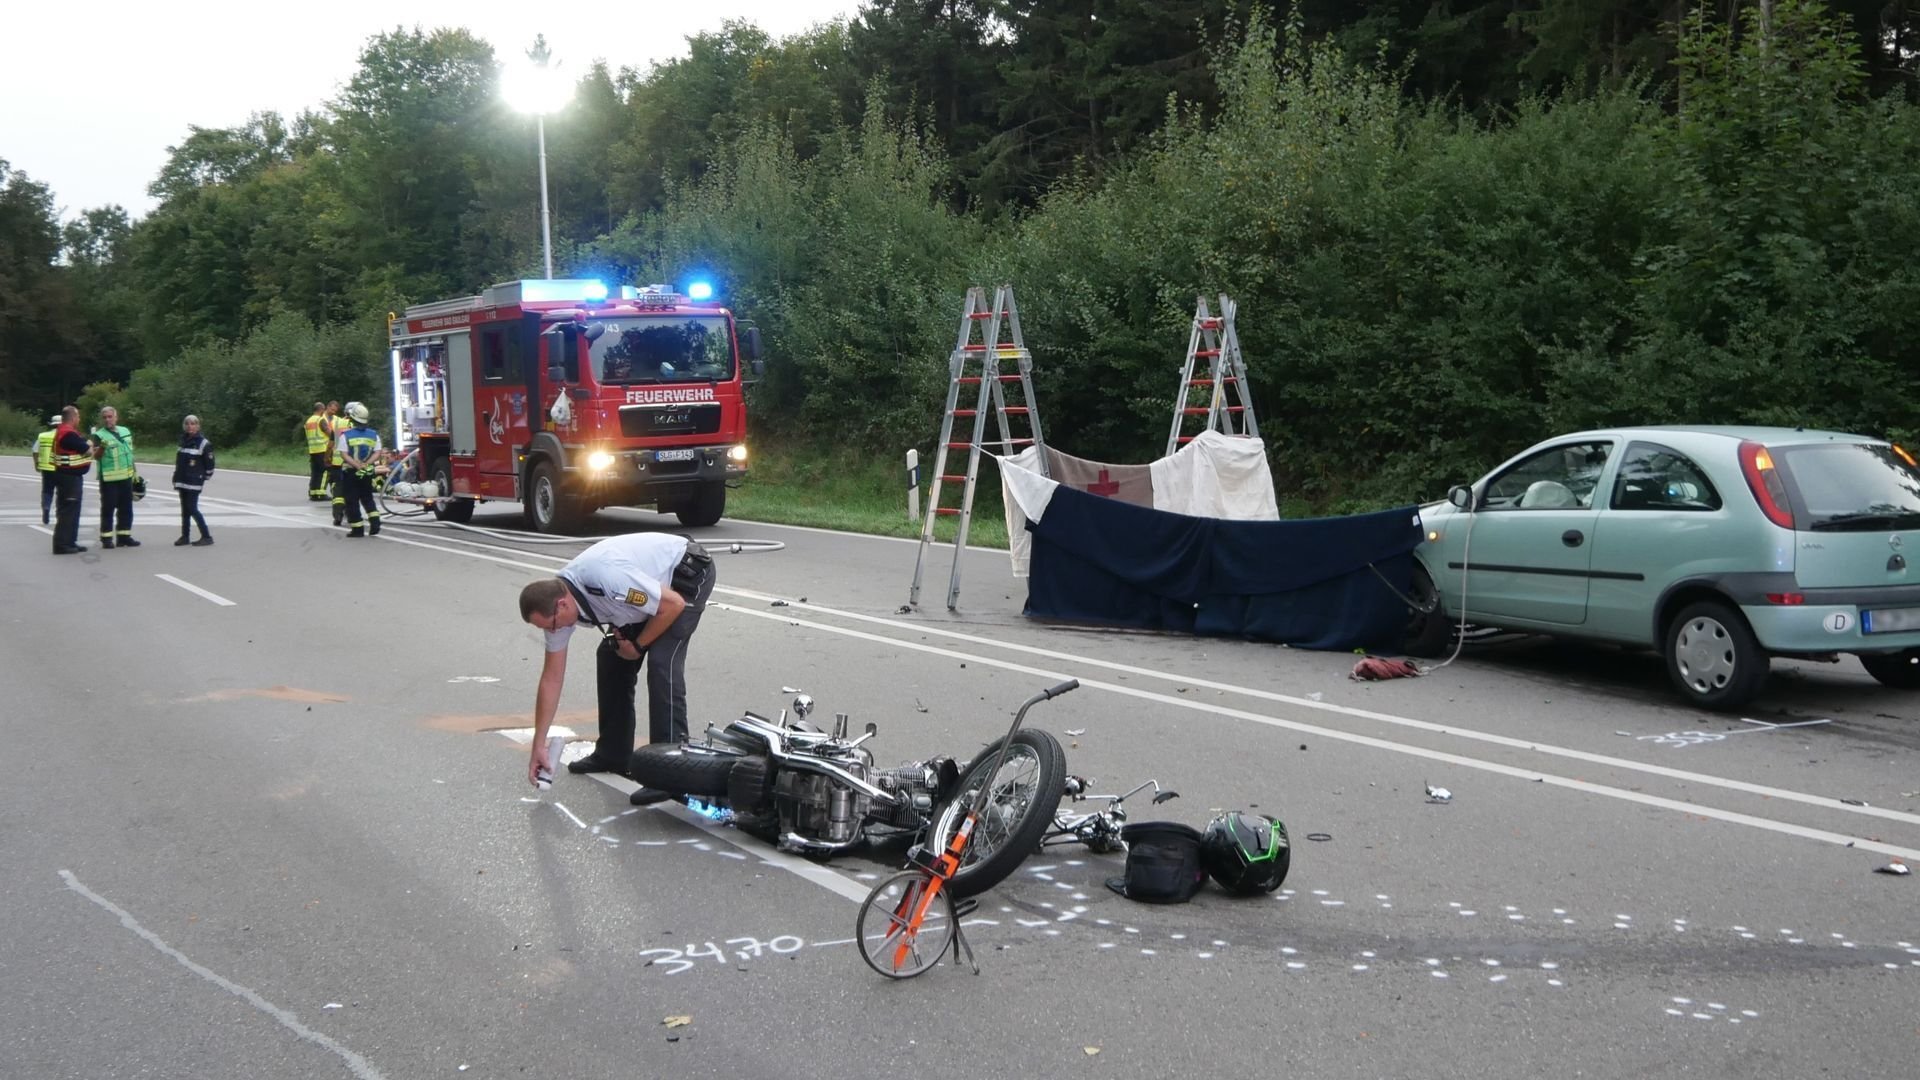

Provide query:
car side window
left=1483, top=441, right=1613, bottom=510
left=1609, top=442, right=1723, bottom=511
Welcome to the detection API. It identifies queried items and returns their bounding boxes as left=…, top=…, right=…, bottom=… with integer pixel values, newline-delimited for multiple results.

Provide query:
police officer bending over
left=518, top=532, right=717, bottom=805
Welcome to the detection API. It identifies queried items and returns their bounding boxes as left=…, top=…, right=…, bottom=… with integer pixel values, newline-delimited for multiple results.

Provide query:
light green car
left=1405, top=426, right=1920, bottom=710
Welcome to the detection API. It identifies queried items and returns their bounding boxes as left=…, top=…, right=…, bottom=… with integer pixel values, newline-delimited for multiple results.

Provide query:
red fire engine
left=387, top=278, right=762, bottom=532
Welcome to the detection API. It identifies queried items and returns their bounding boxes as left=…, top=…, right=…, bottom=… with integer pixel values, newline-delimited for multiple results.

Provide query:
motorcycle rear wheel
left=927, top=729, right=1067, bottom=898
left=628, top=743, right=735, bottom=797
left=856, top=870, right=956, bottom=979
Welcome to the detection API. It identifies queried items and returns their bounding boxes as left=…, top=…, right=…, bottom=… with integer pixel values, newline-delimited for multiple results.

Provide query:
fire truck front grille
left=620, top=403, right=723, bottom=439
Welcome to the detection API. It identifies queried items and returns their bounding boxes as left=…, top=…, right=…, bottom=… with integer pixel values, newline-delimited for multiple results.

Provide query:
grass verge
left=133, top=437, right=1012, bottom=548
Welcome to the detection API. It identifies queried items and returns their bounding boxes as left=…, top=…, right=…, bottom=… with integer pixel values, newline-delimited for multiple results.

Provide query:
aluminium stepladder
left=1165, top=294, right=1260, bottom=456
left=908, top=285, right=1050, bottom=611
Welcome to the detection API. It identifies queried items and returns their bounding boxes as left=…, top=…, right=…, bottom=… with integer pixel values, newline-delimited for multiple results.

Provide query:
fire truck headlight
left=727, top=444, right=748, bottom=464
left=586, top=450, right=616, bottom=472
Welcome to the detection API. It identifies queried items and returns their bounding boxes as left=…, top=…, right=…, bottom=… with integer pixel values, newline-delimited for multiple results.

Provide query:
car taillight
left=1764, top=592, right=1805, bottom=605
left=1738, top=440, right=1795, bottom=530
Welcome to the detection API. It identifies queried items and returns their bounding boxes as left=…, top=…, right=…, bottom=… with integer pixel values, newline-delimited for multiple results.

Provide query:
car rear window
left=1774, top=443, right=1920, bottom=531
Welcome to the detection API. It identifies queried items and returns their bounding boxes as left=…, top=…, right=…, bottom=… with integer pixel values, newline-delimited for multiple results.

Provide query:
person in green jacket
left=90, top=405, right=141, bottom=548
left=33, top=413, right=59, bottom=525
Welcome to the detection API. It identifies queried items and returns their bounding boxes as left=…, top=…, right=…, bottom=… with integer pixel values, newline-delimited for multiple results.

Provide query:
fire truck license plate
left=656, top=448, right=697, bottom=462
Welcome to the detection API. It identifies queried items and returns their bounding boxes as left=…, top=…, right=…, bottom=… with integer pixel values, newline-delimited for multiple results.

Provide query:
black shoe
left=54, top=545, right=86, bottom=555
left=332, top=508, right=345, bottom=527
left=629, top=787, right=673, bottom=806
left=347, top=529, right=365, bottom=538
left=41, top=515, right=49, bottom=525
left=119, top=537, right=141, bottom=548
left=175, top=537, right=191, bottom=546
left=101, top=538, right=114, bottom=549
left=369, top=524, right=381, bottom=536
left=566, top=754, right=626, bottom=775
left=192, top=536, right=214, bottom=546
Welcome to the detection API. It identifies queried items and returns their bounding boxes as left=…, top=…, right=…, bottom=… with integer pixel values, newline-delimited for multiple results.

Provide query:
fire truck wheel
left=524, top=460, right=582, bottom=534
left=428, top=457, right=473, bottom=524
left=675, top=482, right=727, bottom=528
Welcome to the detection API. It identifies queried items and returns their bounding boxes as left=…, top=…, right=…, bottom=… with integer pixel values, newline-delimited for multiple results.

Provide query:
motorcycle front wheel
left=927, top=729, right=1067, bottom=897
left=856, top=870, right=956, bottom=979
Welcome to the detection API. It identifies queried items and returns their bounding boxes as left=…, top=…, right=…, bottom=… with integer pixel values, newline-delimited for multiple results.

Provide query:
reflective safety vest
left=33, top=430, right=55, bottom=472
left=304, top=413, right=330, bottom=454
left=327, top=415, right=349, bottom=465
left=93, top=425, right=136, bottom=481
left=52, top=425, right=91, bottom=472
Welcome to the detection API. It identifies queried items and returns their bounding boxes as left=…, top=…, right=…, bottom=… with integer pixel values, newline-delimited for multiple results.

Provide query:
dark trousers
left=40, top=471, right=55, bottom=523
left=340, top=469, right=380, bottom=532
left=308, top=453, right=328, bottom=498
left=52, top=471, right=84, bottom=551
left=327, top=463, right=345, bottom=507
left=99, top=478, right=134, bottom=541
left=179, top=489, right=209, bottom=538
left=596, top=559, right=716, bottom=766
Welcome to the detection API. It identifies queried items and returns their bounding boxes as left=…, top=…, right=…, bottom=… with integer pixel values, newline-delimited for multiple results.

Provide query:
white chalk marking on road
left=493, top=726, right=579, bottom=746
left=59, top=870, right=387, bottom=1080
left=23, top=524, right=53, bottom=536
left=552, top=803, right=588, bottom=829
left=155, top=574, right=235, bottom=606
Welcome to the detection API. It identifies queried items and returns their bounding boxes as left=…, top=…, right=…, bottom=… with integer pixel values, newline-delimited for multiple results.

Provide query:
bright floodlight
left=502, top=63, right=572, bottom=115
left=686, top=281, right=714, bottom=301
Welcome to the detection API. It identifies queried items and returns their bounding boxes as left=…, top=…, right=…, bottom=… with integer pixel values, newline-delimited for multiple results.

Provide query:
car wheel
left=1664, top=600, right=1768, bottom=711
left=1859, top=649, right=1920, bottom=689
left=1403, top=562, right=1452, bottom=659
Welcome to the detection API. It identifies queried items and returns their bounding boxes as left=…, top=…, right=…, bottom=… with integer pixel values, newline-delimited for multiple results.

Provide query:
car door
left=1585, top=440, right=1724, bottom=642
left=1457, top=440, right=1613, bottom=627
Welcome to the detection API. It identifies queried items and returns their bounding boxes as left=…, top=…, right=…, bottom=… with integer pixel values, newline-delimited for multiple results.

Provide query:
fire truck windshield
left=587, top=316, right=734, bottom=384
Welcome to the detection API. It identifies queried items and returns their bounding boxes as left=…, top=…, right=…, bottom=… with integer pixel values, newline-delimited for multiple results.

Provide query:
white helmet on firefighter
left=345, top=401, right=370, bottom=424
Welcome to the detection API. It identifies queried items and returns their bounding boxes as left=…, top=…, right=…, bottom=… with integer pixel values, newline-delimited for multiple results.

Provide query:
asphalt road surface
left=4, top=462, right=1918, bottom=1079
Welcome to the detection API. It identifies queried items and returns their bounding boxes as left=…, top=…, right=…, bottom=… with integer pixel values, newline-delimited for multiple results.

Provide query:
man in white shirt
left=518, top=531, right=716, bottom=804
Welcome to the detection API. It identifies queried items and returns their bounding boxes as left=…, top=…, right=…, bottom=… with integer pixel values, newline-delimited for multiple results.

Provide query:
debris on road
left=1351, top=657, right=1422, bottom=681
left=1841, top=798, right=1868, bottom=806
left=770, top=600, right=789, bottom=607
left=663, top=1015, right=692, bottom=1028
left=1065, top=728, right=1086, bottom=736
left=897, top=605, right=912, bottom=614
left=1425, top=782, right=1452, bottom=804
left=1875, top=861, right=1911, bottom=876
left=322, top=1002, right=343, bottom=1010
left=1084, top=1047, right=1101, bottom=1056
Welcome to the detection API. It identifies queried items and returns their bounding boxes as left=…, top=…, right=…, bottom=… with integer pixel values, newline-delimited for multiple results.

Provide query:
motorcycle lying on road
left=628, top=684, right=1074, bottom=897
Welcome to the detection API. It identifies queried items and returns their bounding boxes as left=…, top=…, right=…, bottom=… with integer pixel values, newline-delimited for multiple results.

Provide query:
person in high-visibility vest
left=303, top=401, right=330, bottom=501
left=50, top=405, right=92, bottom=555
left=33, top=412, right=59, bottom=525
left=90, top=404, right=141, bottom=548
left=326, top=400, right=350, bottom=527
left=335, top=401, right=384, bottom=538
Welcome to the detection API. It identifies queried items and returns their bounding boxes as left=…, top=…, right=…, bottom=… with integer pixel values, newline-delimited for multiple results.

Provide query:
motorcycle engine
left=774, top=754, right=874, bottom=846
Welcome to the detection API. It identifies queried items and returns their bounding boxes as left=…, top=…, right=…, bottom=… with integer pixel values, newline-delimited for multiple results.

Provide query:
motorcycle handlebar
left=1043, top=679, right=1080, bottom=700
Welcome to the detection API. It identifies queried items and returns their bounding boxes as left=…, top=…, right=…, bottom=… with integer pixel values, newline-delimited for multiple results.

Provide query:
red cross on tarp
left=1086, top=469, right=1120, bottom=497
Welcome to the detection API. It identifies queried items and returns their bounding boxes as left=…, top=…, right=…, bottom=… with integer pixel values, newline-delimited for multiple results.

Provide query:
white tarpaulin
left=998, top=430, right=1279, bottom=576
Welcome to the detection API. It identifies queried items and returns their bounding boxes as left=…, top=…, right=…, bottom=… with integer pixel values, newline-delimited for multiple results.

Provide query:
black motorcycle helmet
left=1201, top=811, right=1290, bottom=895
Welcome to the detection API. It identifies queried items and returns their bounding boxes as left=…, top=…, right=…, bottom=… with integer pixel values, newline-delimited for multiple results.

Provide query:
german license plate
left=1863, top=607, right=1920, bottom=634
left=656, top=448, right=697, bottom=462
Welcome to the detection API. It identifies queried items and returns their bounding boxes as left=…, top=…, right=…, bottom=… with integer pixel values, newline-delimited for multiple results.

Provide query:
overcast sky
left=1, top=1, right=861, bottom=223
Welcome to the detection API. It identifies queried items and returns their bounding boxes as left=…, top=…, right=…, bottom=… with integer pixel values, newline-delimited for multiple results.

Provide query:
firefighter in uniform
left=50, top=406, right=92, bottom=555
left=33, top=412, right=60, bottom=525
left=335, top=401, right=384, bottom=537
left=303, top=401, right=330, bottom=500
left=517, top=532, right=717, bottom=805
left=91, top=405, right=140, bottom=548
left=326, top=400, right=350, bottom=526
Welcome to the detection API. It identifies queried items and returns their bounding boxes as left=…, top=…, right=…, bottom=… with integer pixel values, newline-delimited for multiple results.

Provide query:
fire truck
left=386, top=278, right=762, bottom=533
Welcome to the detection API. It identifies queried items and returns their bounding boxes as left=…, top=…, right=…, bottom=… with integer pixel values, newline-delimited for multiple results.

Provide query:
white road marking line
left=711, top=590, right=1920, bottom=831
left=552, top=803, right=588, bottom=829
left=155, top=574, right=236, bottom=606
left=28, top=524, right=52, bottom=536
left=710, top=602, right=1920, bottom=861
left=59, top=870, right=387, bottom=1080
